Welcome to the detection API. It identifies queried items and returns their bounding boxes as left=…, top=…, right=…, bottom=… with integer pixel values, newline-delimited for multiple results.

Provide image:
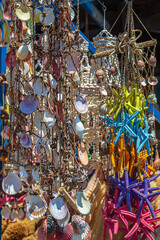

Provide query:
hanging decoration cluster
left=0, top=0, right=160, bottom=239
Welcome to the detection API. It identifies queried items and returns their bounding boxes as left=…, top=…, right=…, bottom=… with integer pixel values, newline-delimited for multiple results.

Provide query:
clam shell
left=32, top=167, right=39, bottom=183
left=20, top=95, right=37, bottom=114
left=2, top=172, right=22, bottom=195
left=19, top=166, right=28, bottom=181
left=16, top=3, right=31, bottom=21
left=72, top=215, right=90, bottom=240
left=148, top=76, right=158, bottom=86
left=56, top=224, right=73, bottom=240
left=57, top=209, right=70, bottom=228
left=20, top=133, right=32, bottom=148
left=10, top=209, right=18, bottom=222
left=1, top=205, right=11, bottom=219
left=78, top=143, right=88, bottom=166
left=26, top=195, right=47, bottom=219
left=83, top=167, right=99, bottom=199
left=39, top=8, right=55, bottom=26
left=74, top=96, right=88, bottom=114
left=18, top=45, right=29, bottom=60
left=49, top=197, right=68, bottom=220
left=73, top=115, right=84, bottom=139
left=76, top=192, right=91, bottom=215
left=44, top=111, right=56, bottom=129
left=33, top=77, right=48, bottom=96
left=18, top=208, right=25, bottom=220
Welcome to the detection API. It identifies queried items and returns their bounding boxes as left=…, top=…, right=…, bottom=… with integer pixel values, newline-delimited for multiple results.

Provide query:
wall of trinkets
left=1, top=0, right=160, bottom=239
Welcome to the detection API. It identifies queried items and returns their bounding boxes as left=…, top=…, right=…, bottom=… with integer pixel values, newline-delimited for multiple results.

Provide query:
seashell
left=49, top=197, right=68, bottom=220
left=73, top=115, right=85, bottom=139
left=47, top=215, right=56, bottom=234
left=26, top=195, right=47, bottom=219
left=33, top=77, right=48, bottom=96
left=2, top=172, right=22, bottom=195
left=5, top=52, right=16, bottom=68
left=18, top=208, right=25, bottom=220
left=36, top=139, right=44, bottom=154
left=2, top=0, right=11, bottom=20
left=43, top=111, right=56, bottom=129
left=71, top=215, right=90, bottom=240
left=148, top=76, right=158, bottom=86
left=66, top=52, right=81, bottom=74
left=19, top=166, right=28, bottom=181
left=21, top=62, right=29, bottom=75
left=147, top=92, right=157, bottom=104
left=49, top=74, right=57, bottom=89
left=83, top=167, right=99, bottom=199
left=20, top=95, right=37, bottom=114
left=34, top=8, right=42, bottom=23
left=153, top=150, right=160, bottom=170
left=20, top=133, right=32, bottom=148
left=76, top=192, right=91, bottom=215
left=140, top=77, right=147, bottom=86
left=148, top=114, right=155, bottom=126
left=16, top=3, right=31, bottom=21
left=109, top=66, right=118, bottom=76
left=1, top=205, right=11, bottom=219
left=10, top=209, right=18, bottom=222
left=100, top=87, right=107, bottom=96
left=95, top=69, right=104, bottom=79
left=74, top=95, right=88, bottom=114
left=78, top=143, right=89, bottom=166
left=39, top=8, right=55, bottom=26
left=149, top=55, right=157, bottom=67
left=1, top=125, right=10, bottom=139
left=17, top=45, right=30, bottom=61
left=99, top=103, right=107, bottom=115
left=56, top=223, right=73, bottom=240
left=32, top=167, right=39, bottom=183
left=57, top=209, right=70, bottom=228
left=138, top=60, right=145, bottom=70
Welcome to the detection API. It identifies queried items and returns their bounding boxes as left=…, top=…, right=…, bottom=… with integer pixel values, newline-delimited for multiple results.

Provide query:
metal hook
left=97, top=0, right=107, bottom=29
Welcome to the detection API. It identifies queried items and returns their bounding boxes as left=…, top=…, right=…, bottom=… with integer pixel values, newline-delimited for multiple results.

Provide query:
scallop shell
left=16, top=3, right=31, bottom=21
left=32, top=167, right=39, bottom=183
left=56, top=224, right=73, bottom=240
left=1, top=205, right=11, bottom=219
left=2, top=172, right=22, bottom=195
left=76, top=192, right=91, bottom=215
left=20, top=95, right=37, bottom=114
left=78, top=143, right=88, bottom=166
left=19, top=166, right=28, bottom=181
left=83, top=167, right=99, bottom=199
left=39, top=8, right=55, bottom=26
left=49, top=197, right=68, bottom=220
left=20, top=133, right=32, bottom=148
left=57, top=209, right=70, bottom=228
left=33, top=77, right=48, bottom=96
left=74, top=95, right=88, bottom=114
left=27, top=195, right=47, bottom=219
left=72, top=215, right=90, bottom=240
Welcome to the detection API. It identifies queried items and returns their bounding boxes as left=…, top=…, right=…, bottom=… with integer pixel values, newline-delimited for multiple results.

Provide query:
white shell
left=44, top=111, right=56, bottom=129
left=21, top=62, right=29, bottom=75
left=49, top=74, right=57, bottom=88
left=1, top=205, right=11, bottom=219
left=19, top=166, right=28, bottom=181
left=57, top=209, right=70, bottom=227
left=73, top=115, right=84, bottom=139
left=26, top=195, right=47, bottom=219
left=18, top=45, right=29, bottom=60
left=32, top=167, right=39, bottom=183
left=39, top=8, right=55, bottom=26
left=76, top=192, right=91, bottom=215
left=72, top=216, right=90, bottom=240
left=33, top=77, right=48, bottom=96
left=2, top=172, right=22, bottom=195
left=16, top=3, right=31, bottom=21
left=49, top=197, right=68, bottom=220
